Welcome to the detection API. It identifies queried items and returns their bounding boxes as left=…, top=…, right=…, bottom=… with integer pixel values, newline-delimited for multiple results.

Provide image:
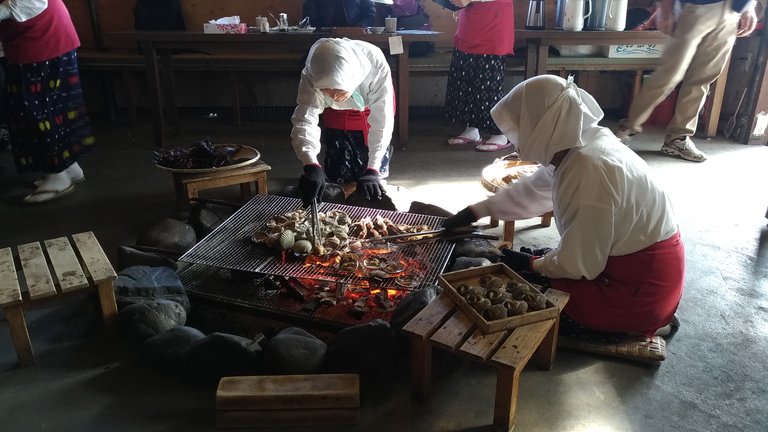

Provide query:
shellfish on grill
left=292, top=239, right=313, bottom=254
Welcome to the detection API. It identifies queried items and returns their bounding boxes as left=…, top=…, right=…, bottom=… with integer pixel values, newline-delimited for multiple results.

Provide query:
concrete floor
left=1, top=114, right=767, bottom=432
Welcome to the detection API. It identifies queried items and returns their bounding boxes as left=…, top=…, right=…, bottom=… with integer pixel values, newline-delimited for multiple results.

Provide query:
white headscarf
left=490, top=75, right=604, bottom=165
left=306, top=38, right=369, bottom=93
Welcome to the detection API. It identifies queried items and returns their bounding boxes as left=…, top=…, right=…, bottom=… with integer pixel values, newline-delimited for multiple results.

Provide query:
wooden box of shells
left=438, top=263, right=559, bottom=334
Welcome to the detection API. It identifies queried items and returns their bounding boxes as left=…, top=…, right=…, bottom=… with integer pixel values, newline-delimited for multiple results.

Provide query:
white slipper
left=34, top=175, right=85, bottom=188
left=23, top=184, right=76, bottom=204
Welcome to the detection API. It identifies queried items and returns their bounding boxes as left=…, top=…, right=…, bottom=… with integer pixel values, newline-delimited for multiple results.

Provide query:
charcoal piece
left=263, top=327, right=327, bottom=375
left=118, top=299, right=187, bottom=343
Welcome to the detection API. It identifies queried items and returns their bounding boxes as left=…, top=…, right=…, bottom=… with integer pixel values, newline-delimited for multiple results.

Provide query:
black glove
left=357, top=168, right=386, bottom=201
left=442, top=207, right=478, bottom=231
left=500, top=249, right=535, bottom=272
left=299, top=164, right=326, bottom=207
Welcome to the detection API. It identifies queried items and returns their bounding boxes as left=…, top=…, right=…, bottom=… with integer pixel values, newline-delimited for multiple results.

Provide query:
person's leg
left=472, top=55, right=513, bottom=152
left=445, top=50, right=482, bottom=144
left=620, top=4, right=718, bottom=136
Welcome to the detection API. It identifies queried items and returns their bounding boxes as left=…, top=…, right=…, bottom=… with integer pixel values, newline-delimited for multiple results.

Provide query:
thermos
left=278, top=13, right=289, bottom=32
left=585, top=0, right=610, bottom=30
left=526, top=0, right=545, bottom=30
left=605, top=0, right=628, bottom=31
left=555, top=0, right=592, bottom=31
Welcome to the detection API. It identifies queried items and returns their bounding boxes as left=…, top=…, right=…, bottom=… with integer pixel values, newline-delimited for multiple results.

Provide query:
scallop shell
left=278, top=230, right=295, bottom=250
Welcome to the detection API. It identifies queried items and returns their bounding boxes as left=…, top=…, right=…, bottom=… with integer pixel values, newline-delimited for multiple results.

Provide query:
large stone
left=117, top=245, right=178, bottom=272
left=136, top=218, right=197, bottom=252
left=118, top=300, right=187, bottom=343
left=142, top=325, right=205, bottom=366
left=188, top=203, right=235, bottom=238
left=263, top=327, right=327, bottom=375
left=344, top=189, right=397, bottom=211
left=390, top=285, right=442, bottom=332
left=184, top=332, right=263, bottom=380
left=326, top=319, right=396, bottom=384
left=114, top=265, right=190, bottom=313
left=454, top=238, right=503, bottom=260
left=450, top=256, right=493, bottom=272
left=408, top=201, right=454, bottom=218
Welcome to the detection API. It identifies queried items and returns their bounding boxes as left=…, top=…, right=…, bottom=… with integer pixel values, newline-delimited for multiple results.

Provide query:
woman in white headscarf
left=291, top=38, right=395, bottom=206
left=443, top=75, right=684, bottom=337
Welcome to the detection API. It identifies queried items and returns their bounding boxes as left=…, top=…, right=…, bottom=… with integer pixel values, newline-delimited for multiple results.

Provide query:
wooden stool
left=402, top=289, right=570, bottom=432
left=171, top=161, right=272, bottom=209
left=216, top=374, right=360, bottom=428
left=490, top=211, right=554, bottom=245
left=0, top=231, right=118, bottom=367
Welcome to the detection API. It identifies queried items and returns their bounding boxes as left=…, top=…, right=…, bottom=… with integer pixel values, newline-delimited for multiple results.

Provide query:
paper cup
left=385, top=17, right=397, bottom=33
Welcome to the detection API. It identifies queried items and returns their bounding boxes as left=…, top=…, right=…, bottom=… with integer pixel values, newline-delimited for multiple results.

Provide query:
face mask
left=350, top=91, right=365, bottom=110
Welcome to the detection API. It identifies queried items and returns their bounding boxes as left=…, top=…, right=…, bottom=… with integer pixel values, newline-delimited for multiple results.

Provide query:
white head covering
left=490, top=75, right=604, bottom=165
left=306, top=38, right=369, bottom=93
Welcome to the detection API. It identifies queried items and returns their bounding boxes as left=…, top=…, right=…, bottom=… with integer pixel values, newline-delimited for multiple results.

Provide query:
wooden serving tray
left=438, top=263, right=559, bottom=334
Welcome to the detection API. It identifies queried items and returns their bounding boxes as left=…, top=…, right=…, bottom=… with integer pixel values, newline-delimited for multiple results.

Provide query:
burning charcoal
left=373, top=291, right=394, bottom=310
left=302, top=300, right=320, bottom=313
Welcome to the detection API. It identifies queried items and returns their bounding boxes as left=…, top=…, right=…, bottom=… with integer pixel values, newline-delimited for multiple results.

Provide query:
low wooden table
left=171, top=161, right=271, bottom=209
left=402, top=289, right=570, bottom=432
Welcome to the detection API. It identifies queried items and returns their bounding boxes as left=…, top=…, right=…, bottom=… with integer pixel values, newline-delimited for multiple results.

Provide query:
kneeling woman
left=291, top=38, right=395, bottom=206
left=444, top=75, right=684, bottom=338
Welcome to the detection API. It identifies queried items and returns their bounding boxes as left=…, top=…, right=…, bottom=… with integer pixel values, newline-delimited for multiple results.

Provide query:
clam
left=292, top=239, right=313, bottom=254
left=278, top=230, right=295, bottom=250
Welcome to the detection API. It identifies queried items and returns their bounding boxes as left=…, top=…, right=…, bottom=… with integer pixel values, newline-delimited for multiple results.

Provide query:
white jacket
left=472, top=76, right=678, bottom=280
left=290, top=38, right=395, bottom=170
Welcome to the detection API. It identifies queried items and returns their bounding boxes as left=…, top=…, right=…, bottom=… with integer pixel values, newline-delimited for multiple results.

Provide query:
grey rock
left=136, top=218, right=197, bottom=252
left=450, top=256, right=493, bottom=271
left=408, top=201, right=454, bottom=218
left=114, top=266, right=190, bottom=313
left=263, top=327, right=327, bottom=375
left=118, top=300, right=187, bottom=343
left=117, top=245, right=178, bottom=272
left=390, top=285, right=442, bottom=332
left=142, top=326, right=205, bottom=365
left=327, top=319, right=396, bottom=383
left=188, top=203, right=235, bottom=238
left=454, top=238, right=503, bottom=260
left=184, top=332, right=263, bottom=380
left=344, top=190, right=397, bottom=211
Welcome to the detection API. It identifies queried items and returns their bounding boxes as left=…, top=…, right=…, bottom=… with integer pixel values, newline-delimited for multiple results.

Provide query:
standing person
left=0, top=0, right=94, bottom=203
left=303, top=0, right=377, bottom=29
left=445, top=0, right=514, bottom=152
left=444, top=75, right=684, bottom=337
left=291, top=38, right=395, bottom=206
left=616, top=0, right=758, bottom=162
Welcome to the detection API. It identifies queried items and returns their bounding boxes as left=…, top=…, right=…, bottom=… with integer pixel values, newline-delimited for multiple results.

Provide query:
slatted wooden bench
left=402, top=289, right=570, bottom=432
left=0, top=231, right=118, bottom=367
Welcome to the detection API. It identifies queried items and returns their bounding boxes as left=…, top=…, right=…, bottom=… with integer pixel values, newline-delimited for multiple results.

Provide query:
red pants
left=551, top=231, right=685, bottom=337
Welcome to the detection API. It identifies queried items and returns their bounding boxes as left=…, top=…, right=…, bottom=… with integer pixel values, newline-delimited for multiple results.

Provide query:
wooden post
left=493, top=368, right=519, bottom=432
left=4, top=305, right=35, bottom=367
left=540, top=211, right=553, bottom=227
left=96, top=281, right=118, bottom=327
left=410, top=337, right=432, bottom=402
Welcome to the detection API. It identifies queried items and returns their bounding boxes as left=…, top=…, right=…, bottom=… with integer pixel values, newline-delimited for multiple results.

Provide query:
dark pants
left=322, top=128, right=392, bottom=184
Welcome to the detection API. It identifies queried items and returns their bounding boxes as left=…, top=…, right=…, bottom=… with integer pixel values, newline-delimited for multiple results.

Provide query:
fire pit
left=179, top=195, right=455, bottom=328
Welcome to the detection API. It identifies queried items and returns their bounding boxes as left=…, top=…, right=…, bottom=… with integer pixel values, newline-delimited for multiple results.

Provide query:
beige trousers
left=625, top=1, right=741, bottom=139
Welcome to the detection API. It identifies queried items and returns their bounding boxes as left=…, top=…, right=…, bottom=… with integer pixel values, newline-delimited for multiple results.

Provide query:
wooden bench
left=402, top=289, right=570, bottom=432
left=0, top=232, right=118, bottom=367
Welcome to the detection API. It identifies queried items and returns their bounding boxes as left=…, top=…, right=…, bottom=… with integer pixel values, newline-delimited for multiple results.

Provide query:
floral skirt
left=445, top=50, right=506, bottom=135
left=5, top=50, right=94, bottom=174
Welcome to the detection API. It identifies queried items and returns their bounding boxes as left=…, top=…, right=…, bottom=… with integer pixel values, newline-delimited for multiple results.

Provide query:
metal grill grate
left=180, top=195, right=454, bottom=288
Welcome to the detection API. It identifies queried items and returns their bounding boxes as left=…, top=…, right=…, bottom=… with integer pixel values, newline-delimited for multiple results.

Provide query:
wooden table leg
left=396, top=43, right=410, bottom=150
left=493, top=368, right=519, bottom=432
left=256, top=172, right=268, bottom=194
left=4, top=305, right=35, bottom=367
left=503, top=220, right=515, bottom=243
left=533, top=318, right=558, bottom=370
left=96, top=281, right=119, bottom=328
left=540, top=211, right=553, bottom=227
left=240, top=183, right=252, bottom=201
left=141, top=40, right=166, bottom=148
left=410, top=337, right=432, bottom=402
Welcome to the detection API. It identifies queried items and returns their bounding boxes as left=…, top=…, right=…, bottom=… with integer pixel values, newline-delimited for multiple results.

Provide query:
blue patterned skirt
left=5, top=50, right=94, bottom=174
left=445, top=49, right=506, bottom=135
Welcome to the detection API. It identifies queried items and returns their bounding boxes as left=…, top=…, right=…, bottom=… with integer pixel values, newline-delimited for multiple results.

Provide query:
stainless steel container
left=526, top=0, right=545, bottom=30
left=278, top=13, right=289, bottom=32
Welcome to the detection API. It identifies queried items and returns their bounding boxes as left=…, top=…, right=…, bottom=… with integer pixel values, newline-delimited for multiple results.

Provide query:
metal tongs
left=307, top=198, right=323, bottom=250
left=362, top=225, right=497, bottom=245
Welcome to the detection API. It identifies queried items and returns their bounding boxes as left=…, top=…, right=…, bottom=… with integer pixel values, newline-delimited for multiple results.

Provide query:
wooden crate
left=438, top=263, right=559, bottom=334
left=215, top=374, right=360, bottom=428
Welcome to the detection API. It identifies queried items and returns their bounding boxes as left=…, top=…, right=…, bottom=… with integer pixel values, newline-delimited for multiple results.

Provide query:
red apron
left=551, top=231, right=685, bottom=337
left=320, top=91, right=397, bottom=146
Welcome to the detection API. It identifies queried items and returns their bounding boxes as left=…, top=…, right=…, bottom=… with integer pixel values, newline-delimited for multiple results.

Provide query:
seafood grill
left=179, top=195, right=455, bottom=326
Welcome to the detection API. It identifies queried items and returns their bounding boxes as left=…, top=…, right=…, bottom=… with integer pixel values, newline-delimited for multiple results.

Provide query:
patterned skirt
left=5, top=50, right=95, bottom=174
left=445, top=49, right=506, bottom=135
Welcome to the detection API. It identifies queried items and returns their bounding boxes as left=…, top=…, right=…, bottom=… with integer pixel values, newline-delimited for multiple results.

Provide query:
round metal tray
left=155, top=145, right=260, bottom=174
